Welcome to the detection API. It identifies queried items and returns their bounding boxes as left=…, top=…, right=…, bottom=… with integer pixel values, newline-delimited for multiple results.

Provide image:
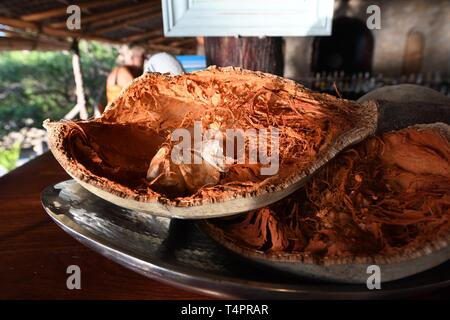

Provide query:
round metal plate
left=41, top=180, right=450, bottom=299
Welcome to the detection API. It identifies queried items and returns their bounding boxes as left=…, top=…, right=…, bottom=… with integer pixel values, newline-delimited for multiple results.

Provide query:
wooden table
left=0, top=152, right=208, bottom=299
left=1, top=152, right=449, bottom=299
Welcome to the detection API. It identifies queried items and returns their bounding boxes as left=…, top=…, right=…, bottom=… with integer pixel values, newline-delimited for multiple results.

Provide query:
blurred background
left=0, top=0, right=449, bottom=176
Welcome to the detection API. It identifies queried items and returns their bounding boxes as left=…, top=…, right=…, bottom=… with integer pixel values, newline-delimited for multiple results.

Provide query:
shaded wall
left=284, top=0, right=450, bottom=79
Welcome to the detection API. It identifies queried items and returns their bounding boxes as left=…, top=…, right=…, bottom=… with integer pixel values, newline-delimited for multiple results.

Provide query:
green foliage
left=0, top=143, right=20, bottom=171
left=0, top=41, right=117, bottom=136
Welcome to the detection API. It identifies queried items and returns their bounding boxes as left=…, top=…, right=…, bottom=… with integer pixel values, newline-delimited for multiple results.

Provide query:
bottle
left=424, top=72, right=432, bottom=88
left=313, top=72, right=321, bottom=91
left=432, top=72, right=442, bottom=91
left=416, top=73, right=423, bottom=86
left=362, top=72, right=370, bottom=93
left=355, top=72, right=363, bottom=98
left=376, top=73, right=384, bottom=88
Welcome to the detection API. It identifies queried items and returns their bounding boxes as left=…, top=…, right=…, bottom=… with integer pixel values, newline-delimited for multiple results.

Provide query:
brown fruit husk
left=44, top=66, right=376, bottom=211
left=202, top=124, right=450, bottom=264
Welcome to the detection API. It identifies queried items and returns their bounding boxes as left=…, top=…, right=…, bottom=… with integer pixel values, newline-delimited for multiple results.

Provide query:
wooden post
left=204, top=37, right=284, bottom=76
left=65, top=39, right=88, bottom=120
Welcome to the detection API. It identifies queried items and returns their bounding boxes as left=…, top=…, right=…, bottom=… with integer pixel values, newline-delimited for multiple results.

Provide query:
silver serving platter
left=41, top=180, right=450, bottom=299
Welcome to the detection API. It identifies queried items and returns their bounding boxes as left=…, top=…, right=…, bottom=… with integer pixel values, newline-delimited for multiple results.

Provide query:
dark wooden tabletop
left=1, top=152, right=449, bottom=299
left=0, top=152, right=208, bottom=299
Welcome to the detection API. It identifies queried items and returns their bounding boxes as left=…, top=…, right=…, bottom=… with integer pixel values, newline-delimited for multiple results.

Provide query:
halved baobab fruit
left=200, top=124, right=450, bottom=283
left=44, top=67, right=378, bottom=218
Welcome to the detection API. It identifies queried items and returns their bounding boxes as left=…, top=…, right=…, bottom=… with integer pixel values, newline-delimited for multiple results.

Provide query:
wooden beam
left=148, top=36, right=167, bottom=45
left=0, top=15, right=122, bottom=45
left=1, top=28, right=33, bottom=39
left=94, top=11, right=161, bottom=35
left=123, top=29, right=163, bottom=43
left=21, top=0, right=127, bottom=22
left=47, top=2, right=158, bottom=29
left=1, top=28, right=70, bottom=46
left=167, top=38, right=196, bottom=48
left=87, top=3, right=160, bottom=29
left=147, top=43, right=194, bottom=55
left=0, top=37, right=70, bottom=51
left=122, top=25, right=145, bottom=33
left=40, top=26, right=121, bottom=44
left=88, top=7, right=156, bottom=34
left=0, top=16, right=36, bottom=29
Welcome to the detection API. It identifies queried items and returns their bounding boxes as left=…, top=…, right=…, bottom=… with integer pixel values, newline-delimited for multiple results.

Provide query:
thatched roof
left=0, top=0, right=196, bottom=53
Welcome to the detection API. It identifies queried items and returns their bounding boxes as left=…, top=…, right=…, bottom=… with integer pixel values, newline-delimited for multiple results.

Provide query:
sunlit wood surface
left=0, top=152, right=208, bottom=299
left=0, top=152, right=449, bottom=299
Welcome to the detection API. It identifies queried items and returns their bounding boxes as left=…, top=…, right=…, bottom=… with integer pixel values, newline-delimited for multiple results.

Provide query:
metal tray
left=41, top=180, right=450, bottom=299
